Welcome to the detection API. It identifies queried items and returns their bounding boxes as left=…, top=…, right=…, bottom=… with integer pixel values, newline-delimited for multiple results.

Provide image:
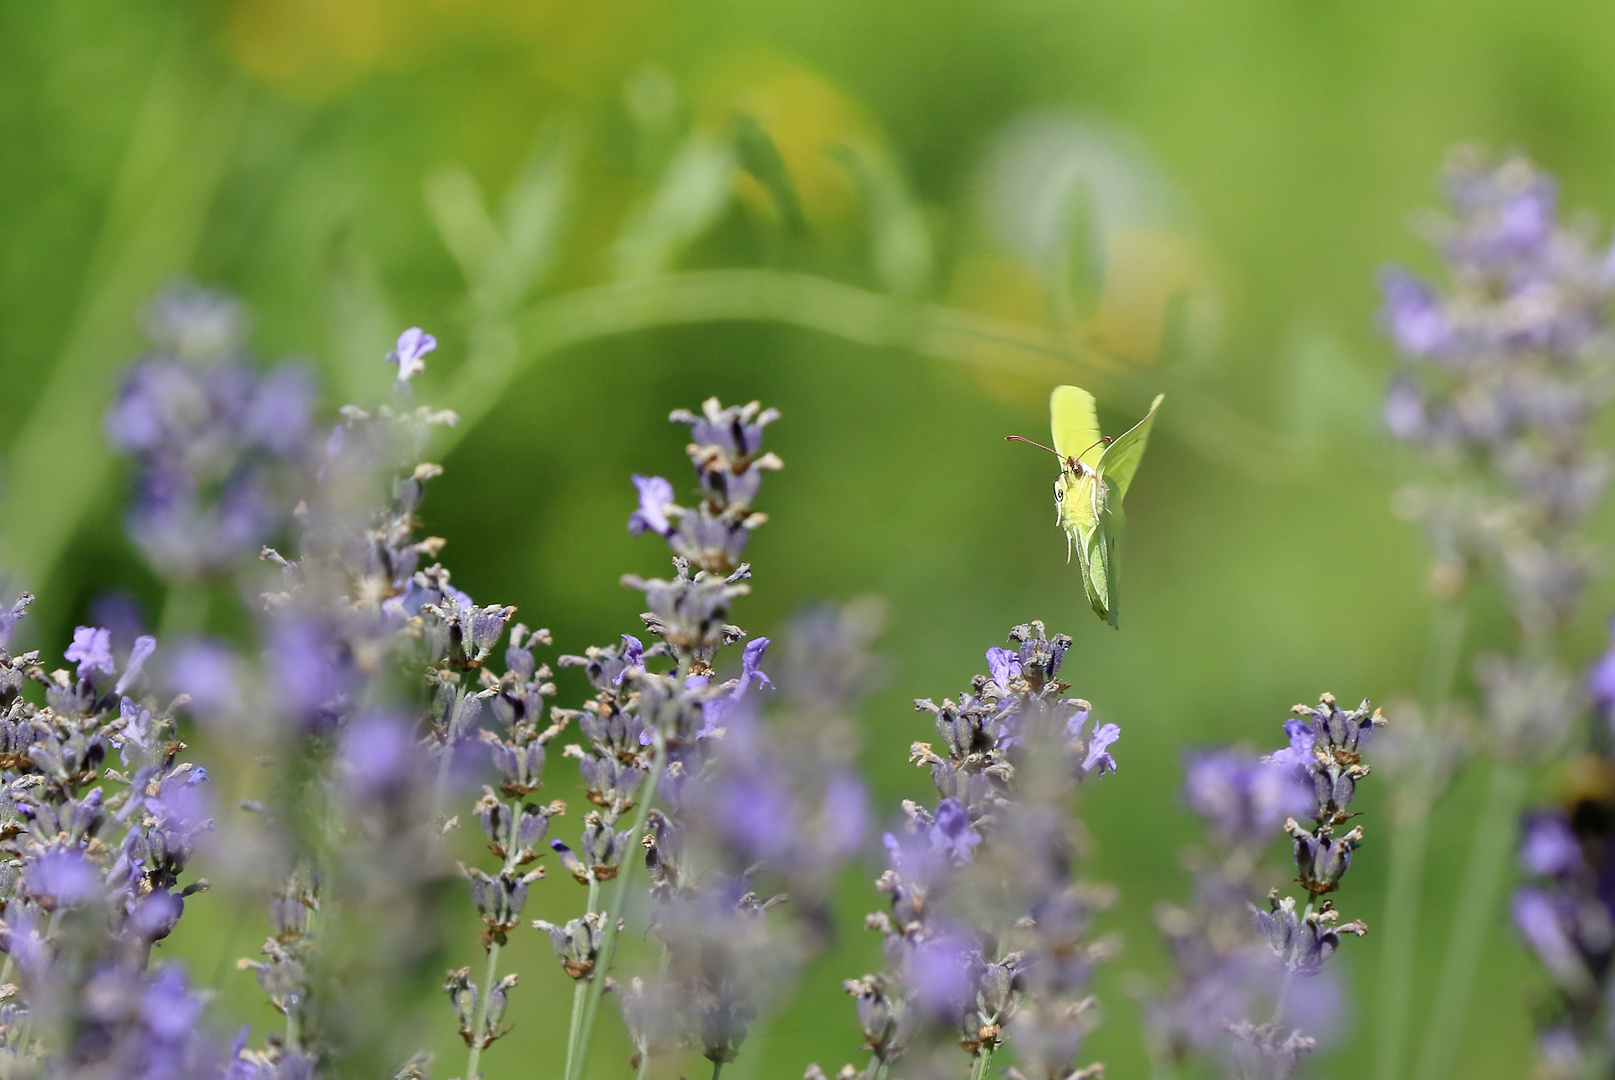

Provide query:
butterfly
left=1008, top=385, right=1163, bottom=627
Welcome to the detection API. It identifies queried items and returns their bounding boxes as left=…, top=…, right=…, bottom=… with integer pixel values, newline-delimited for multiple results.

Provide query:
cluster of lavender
left=100, top=303, right=524, bottom=1078
left=93, top=283, right=889, bottom=1080
left=1502, top=633, right=1615, bottom=1079
left=807, top=622, right=1120, bottom=1080
left=0, top=598, right=219, bottom=1076
left=1381, top=149, right=1613, bottom=713
left=1379, top=151, right=1615, bottom=1080
left=1148, top=695, right=1380, bottom=1080
left=105, top=286, right=315, bottom=583
left=23, top=142, right=1596, bottom=1080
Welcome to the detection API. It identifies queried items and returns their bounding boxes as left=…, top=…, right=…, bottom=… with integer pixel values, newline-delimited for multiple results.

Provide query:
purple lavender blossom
left=386, top=327, right=437, bottom=383
left=985, top=646, right=1021, bottom=693
left=25, top=848, right=104, bottom=909
left=928, top=798, right=981, bottom=863
left=168, top=639, right=242, bottom=718
left=107, top=287, right=318, bottom=580
left=1511, top=889, right=1591, bottom=993
left=1378, top=268, right=1453, bottom=358
left=612, top=634, right=645, bottom=685
left=1184, top=750, right=1313, bottom=845
left=1081, top=720, right=1121, bottom=776
left=268, top=617, right=356, bottom=726
left=115, top=634, right=158, bottom=697
left=739, top=637, right=774, bottom=691
left=1588, top=618, right=1615, bottom=733
left=66, top=625, right=116, bottom=680
left=906, top=927, right=984, bottom=1019
left=338, top=713, right=418, bottom=802
left=1518, top=813, right=1583, bottom=878
left=627, top=475, right=676, bottom=537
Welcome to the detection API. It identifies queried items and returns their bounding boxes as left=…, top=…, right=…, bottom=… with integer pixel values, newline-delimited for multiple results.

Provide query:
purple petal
left=627, top=474, right=676, bottom=537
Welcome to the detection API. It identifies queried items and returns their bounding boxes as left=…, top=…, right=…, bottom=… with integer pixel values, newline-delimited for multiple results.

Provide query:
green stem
left=463, top=936, right=503, bottom=1080
left=562, top=875, right=603, bottom=1077
left=1410, top=761, right=1529, bottom=1080
left=464, top=797, right=523, bottom=1080
left=436, top=270, right=1286, bottom=482
left=568, top=733, right=669, bottom=1080
left=1375, top=805, right=1433, bottom=1079
left=712, top=1061, right=726, bottom=1080
left=1375, top=601, right=1466, bottom=1080
left=970, top=1043, right=995, bottom=1080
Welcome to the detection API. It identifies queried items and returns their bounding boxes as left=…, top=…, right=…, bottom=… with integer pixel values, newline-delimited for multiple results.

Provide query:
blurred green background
left=8, top=0, right=1615, bottom=1076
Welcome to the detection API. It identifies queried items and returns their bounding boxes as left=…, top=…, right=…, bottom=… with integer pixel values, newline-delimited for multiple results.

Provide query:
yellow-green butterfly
left=1007, top=386, right=1164, bottom=627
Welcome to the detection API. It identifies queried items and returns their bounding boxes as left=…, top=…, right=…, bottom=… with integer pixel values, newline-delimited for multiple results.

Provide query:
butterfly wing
left=1097, top=393, right=1163, bottom=500
left=1076, top=518, right=1116, bottom=626
left=1050, top=385, right=1105, bottom=469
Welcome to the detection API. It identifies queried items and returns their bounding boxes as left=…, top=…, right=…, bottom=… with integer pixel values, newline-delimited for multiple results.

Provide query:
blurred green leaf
left=610, top=134, right=736, bottom=278
left=1050, top=177, right=1104, bottom=330
left=323, top=232, right=399, bottom=405
left=425, top=166, right=511, bottom=309
left=828, top=143, right=934, bottom=299
left=734, top=113, right=806, bottom=234
left=500, top=122, right=580, bottom=299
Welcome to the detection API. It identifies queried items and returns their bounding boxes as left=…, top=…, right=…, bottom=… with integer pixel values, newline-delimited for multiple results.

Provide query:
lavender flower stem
left=465, top=937, right=503, bottom=1079
left=1375, top=600, right=1465, bottom=1080
left=969, top=1044, right=995, bottom=1080
left=561, top=876, right=601, bottom=1079
left=466, top=797, right=524, bottom=1080
left=1410, top=761, right=1528, bottom=1080
left=568, top=731, right=669, bottom=1080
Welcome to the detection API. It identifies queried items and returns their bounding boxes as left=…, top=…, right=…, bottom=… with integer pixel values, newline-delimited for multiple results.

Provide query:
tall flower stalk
left=1147, top=694, right=1381, bottom=1080
left=1374, top=149, right=1615, bottom=1080
left=812, top=621, right=1120, bottom=1080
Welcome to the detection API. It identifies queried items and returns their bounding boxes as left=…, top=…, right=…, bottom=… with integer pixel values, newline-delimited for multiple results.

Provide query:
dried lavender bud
left=533, top=913, right=608, bottom=979
left=464, top=866, right=543, bottom=935
left=443, top=966, right=478, bottom=1042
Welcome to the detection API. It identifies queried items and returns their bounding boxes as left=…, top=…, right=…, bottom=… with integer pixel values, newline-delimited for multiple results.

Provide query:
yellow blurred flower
left=224, top=0, right=666, bottom=100
left=691, top=49, right=882, bottom=226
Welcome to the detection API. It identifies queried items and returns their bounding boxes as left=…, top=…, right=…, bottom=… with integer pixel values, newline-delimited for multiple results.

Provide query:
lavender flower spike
left=387, top=327, right=437, bottom=383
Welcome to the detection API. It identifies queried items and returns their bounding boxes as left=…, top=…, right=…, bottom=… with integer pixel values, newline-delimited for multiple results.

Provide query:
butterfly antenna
left=1078, top=436, right=1113, bottom=459
left=1004, top=435, right=1062, bottom=457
